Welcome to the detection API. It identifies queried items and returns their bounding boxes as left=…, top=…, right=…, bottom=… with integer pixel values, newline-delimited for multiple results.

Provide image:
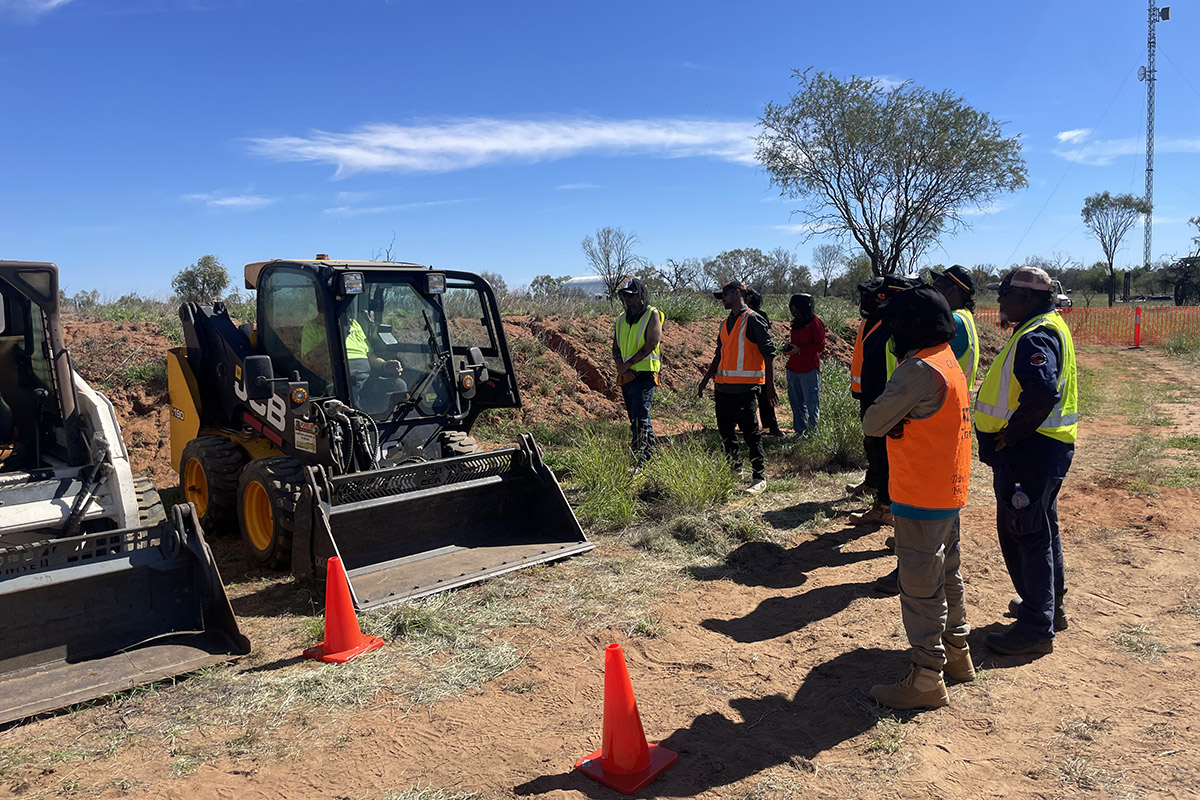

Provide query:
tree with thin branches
left=581, top=226, right=645, bottom=297
left=1081, top=192, right=1152, bottom=307
left=812, top=244, right=842, bottom=296
left=757, top=70, right=1028, bottom=276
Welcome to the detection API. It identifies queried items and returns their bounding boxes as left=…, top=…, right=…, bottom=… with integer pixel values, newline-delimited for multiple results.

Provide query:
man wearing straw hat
left=976, top=266, right=1078, bottom=656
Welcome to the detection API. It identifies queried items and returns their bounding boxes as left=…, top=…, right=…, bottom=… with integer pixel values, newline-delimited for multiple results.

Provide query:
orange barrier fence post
left=575, top=643, right=677, bottom=794
left=1133, top=306, right=1143, bottom=349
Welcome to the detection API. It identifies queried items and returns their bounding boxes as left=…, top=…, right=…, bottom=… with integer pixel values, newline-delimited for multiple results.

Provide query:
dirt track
left=4, top=326, right=1199, bottom=799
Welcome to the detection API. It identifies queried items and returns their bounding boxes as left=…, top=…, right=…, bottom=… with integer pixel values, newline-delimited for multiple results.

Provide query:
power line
left=1004, top=64, right=1137, bottom=266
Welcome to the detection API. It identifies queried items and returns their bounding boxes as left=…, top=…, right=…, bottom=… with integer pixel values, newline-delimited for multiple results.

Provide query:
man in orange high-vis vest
left=862, top=286, right=973, bottom=711
left=698, top=280, right=777, bottom=494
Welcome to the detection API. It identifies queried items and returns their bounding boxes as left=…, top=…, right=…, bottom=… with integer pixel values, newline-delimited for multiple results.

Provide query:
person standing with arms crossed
left=863, top=286, right=974, bottom=710
left=975, top=266, right=1078, bottom=656
left=612, top=278, right=664, bottom=467
left=698, top=281, right=778, bottom=494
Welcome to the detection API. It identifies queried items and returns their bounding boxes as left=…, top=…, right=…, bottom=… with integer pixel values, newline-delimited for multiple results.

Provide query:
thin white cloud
left=247, top=116, right=758, bottom=177
left=1052, top=135, right=1200, bottom=166
left=774, top=222, right=834, bottom=235
left=1056, top=128, right=1091, bottom=144
left=322, top=198, right=476, bottom=217
left=959, top=201, right=1010, bottom=217
left=555, top=183, right=601, bottom=191
left=182, top=192, right=276, bottom=210
left=0, top=0, right=72, bottom=17
left=869, top=75, right=907, bottom=91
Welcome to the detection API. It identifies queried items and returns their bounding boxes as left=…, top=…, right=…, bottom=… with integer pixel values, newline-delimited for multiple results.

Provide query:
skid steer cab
left=170, top=256, right=592, bottom=607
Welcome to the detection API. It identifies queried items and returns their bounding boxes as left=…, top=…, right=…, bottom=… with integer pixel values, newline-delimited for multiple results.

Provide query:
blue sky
left=2, top=0, right=1198, bottom=297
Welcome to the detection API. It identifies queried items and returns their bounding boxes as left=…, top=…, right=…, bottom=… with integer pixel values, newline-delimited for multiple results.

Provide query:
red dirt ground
left=8, top=322, right=1197, bottom=800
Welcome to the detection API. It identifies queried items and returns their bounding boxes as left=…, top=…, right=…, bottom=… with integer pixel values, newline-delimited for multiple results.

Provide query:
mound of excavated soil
left=62, top=313, right=856, bottom=485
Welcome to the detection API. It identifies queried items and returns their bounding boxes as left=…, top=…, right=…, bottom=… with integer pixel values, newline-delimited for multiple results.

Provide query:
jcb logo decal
left=233, top=368, right=287, bottom=432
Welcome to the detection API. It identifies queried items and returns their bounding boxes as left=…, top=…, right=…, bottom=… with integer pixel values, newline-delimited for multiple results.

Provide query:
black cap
left=616, top=277, right=647, bottom=297
left=713, top=280, right=748, bottom=299
left=933, top=264, right=976, bottom=295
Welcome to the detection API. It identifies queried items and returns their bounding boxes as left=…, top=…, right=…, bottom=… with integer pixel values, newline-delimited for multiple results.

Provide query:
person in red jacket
left=779, top=293, right=825, bottom=437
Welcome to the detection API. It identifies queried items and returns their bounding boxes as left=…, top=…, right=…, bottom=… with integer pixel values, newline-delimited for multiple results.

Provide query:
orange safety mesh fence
left=975, top=306, right=1200, bottom=347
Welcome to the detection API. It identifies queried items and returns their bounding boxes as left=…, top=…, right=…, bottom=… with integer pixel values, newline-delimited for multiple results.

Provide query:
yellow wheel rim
left=243, top=480, right=275, bottom=553
left=183, top=458, right=209, bottom=517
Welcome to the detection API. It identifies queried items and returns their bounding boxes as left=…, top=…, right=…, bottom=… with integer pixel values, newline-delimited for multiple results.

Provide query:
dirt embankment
left=63, top=313, right=855, bottom=484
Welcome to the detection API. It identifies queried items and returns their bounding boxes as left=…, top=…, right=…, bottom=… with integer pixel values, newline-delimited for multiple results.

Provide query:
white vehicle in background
left=1051, top=279, right=1072, bottom=308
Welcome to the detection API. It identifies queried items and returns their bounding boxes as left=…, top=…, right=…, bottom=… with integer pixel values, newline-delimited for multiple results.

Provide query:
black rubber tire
left=441, top=430, right=480, bottom=457
left=133, top=475, right=167, bottom=526
left=179, top=436, right=247, bottom=535
left=236, top=456, right=305, bottom=570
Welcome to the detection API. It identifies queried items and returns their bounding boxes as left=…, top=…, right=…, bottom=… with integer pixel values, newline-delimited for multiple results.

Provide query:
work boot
left=869, top=663, right=949, bottom=710
left=745, top=476, right=767, bottom=495
left=872, top=567, right=900, bottom=596
left=1007, top=598, right=1068, bottom=632
left=765, top=427, right=785, bottom=438
left=942, top=638, right=976, bottom=682
left=850, top=501, right=893, bottom=526
left=884, top=535, right=896, bottom=552
left=985, top=625, right=1054, bottom=656
left=845, top=479, right=870, bottom=497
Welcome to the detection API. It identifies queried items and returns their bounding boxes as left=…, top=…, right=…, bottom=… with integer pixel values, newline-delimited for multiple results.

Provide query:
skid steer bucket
left=0, top=504, right=251, bottom=725
left=294, top=434, right=593, bottom=609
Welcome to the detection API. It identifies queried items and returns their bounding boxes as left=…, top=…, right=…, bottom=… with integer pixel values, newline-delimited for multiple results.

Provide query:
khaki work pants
left=894, top=513, right=969, bottom=671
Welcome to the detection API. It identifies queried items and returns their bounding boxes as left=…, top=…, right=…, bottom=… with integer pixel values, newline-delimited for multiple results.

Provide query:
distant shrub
left=654, top=293, right=709, bottom=323
left=1165, top=331, right=1200, bottom=361
left=171, top=255, right=230, bottom=304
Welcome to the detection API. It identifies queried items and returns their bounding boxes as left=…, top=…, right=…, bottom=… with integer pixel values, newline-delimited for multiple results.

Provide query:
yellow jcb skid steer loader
left=0, top=261, right=249, bottom=725
left=169, top=256, right=591, bottom=609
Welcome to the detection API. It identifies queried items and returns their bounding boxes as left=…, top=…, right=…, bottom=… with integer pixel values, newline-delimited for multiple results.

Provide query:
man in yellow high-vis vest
left=976, top=266, right=1077, bottom=657
left=612, top=278, right=664, bottom=465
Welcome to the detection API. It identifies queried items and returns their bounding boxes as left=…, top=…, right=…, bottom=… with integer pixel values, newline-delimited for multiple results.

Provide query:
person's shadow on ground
left=513, top=646, right=907, bottom=798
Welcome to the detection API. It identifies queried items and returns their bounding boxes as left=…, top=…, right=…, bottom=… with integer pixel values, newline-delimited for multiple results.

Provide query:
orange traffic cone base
left=575, top=743, right=678, bottom=795
left=303, top=634, right=384, bottom=664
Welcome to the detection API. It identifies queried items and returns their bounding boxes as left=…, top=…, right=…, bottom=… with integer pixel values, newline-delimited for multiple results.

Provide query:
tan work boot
left=869, top=663, right=949, bottom=710
left=942, top=638, right=976, bottom=682
left=845, top=479, right=870, bottom=497
left=850, top=501, right=893, bottom=526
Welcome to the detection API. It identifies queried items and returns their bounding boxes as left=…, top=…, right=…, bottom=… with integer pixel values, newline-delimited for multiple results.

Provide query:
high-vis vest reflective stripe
left=616, top=306, right=663, bottom=373
left=852, top=320, right=898, bottom=393
left=850, top=320, right=868, bottom=393
left=887, top=343, right=972, bottom=510
left=716, top=309, right=765, bottom=384
left=975, top=311, right=1078, bottom=443
left=955, top=308, right=979, bottom=386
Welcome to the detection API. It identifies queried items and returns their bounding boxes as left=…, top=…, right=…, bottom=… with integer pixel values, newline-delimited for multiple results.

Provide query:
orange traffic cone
left=303, top=556, right=385, bottom=663
left=575, top=643, right=677, bottom=794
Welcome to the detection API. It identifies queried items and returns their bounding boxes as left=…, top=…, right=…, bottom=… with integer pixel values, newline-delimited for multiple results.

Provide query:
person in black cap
left=698, top=280, right=778, bottom=493
left=612, top=277, right=664, bottom=466
left=932, top=265, right=980, bottom=387
left=863, top=285, right=974, bottom=709
left=744, top=288, right=784, bottom=437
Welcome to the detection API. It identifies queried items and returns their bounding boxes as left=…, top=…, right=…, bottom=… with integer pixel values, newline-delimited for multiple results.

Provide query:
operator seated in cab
left=300, top=313, right=408, bottom=415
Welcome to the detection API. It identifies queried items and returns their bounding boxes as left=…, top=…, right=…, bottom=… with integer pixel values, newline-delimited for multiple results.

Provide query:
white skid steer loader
left=0, top=261, right=249, bottom=725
